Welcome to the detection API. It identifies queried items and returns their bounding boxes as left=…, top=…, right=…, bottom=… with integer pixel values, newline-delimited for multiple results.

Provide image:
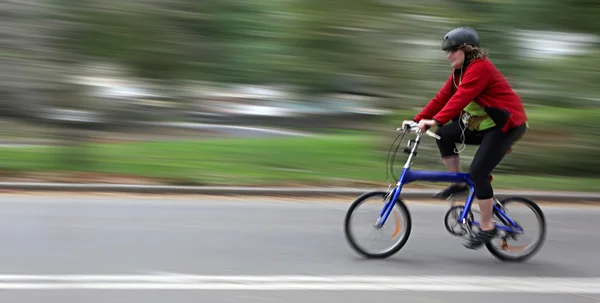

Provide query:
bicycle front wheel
left=344, top=191, right=412, bottom=259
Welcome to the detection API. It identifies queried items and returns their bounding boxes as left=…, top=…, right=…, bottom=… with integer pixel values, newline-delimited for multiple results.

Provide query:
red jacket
left=414, top=58, right=527, bottom=132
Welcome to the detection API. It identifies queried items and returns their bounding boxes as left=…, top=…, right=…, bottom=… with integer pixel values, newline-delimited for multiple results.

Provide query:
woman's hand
left=417, top=119, right=438, bottom=132
left=401, top=120, right=415, bottom=130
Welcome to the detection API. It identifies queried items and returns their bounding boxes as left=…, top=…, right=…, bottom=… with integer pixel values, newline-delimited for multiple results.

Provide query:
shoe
left=432, top=183, right=469, bottom=200
left=463, top=227, right=498, bottom=250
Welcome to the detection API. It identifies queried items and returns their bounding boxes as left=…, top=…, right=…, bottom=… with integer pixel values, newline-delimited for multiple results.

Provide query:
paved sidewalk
left=0, top=182, right=598, bottom=202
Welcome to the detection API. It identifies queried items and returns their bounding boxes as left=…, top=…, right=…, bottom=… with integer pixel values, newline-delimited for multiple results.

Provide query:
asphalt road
left=0, top=194, right=598, bottom=302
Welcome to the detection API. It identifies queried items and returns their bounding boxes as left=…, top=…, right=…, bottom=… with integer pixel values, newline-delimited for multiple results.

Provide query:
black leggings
left=436, top=120, right=527, bottom=200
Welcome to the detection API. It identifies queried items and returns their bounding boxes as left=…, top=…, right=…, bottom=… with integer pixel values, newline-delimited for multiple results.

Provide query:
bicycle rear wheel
left=485, top=197, right=547, bottom=262
left=344, top=191, right=412, bottom=259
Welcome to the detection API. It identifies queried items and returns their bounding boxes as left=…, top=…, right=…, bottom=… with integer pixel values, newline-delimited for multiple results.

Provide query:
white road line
left=0, top=275, right=596, bottom=292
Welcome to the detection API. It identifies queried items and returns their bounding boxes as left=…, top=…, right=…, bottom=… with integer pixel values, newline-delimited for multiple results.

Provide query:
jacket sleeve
left=432, top=61, right=491, bottom=125
left=413, top=74, right=454, bottom=122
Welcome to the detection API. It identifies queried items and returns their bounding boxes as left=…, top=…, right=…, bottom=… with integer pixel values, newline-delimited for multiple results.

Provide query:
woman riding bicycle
left=403, top=27, right=528, bottom=250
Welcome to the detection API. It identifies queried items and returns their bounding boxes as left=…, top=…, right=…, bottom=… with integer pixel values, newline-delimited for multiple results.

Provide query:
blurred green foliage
left=5, top=0, right=599, bottom=184
left=44, top=0, right=600, bottom=106
left=0, top=131, right=598, bottom=191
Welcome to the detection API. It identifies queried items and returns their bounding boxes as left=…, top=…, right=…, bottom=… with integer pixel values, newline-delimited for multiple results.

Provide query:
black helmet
left=441, top=27, right=480, bottom=51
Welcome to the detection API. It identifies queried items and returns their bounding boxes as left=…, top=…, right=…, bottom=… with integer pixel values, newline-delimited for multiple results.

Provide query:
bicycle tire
left=344, top=191, right=412, bottom=259
left=485, top=196, right=547, bottom=262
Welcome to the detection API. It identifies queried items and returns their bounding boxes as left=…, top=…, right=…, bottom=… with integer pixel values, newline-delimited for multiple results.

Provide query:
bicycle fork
left=375, top=185, right=401, bottom=229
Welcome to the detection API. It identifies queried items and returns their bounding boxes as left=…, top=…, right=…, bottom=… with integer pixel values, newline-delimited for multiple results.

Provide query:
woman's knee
left=474, top=183, right=494, bottom=200
left=436, top=136, right=456, bottom=157
left=435, top=124, right=459, bottom=156
left=469, top=166, right=494, bottom=199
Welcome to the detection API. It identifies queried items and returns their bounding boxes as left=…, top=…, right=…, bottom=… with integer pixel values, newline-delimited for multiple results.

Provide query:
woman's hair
left=460, top=44, right=488, bottom=61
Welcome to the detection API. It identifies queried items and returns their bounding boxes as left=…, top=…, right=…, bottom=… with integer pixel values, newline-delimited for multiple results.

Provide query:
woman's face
left=447, top=48, right=465, bottom=69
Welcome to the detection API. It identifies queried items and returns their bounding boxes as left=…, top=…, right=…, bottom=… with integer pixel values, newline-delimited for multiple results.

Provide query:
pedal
left=433, top=184, right=469, bottom=200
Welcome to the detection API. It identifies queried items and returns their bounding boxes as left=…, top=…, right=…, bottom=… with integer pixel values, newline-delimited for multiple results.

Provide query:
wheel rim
left=347, top=194, right=409, bottom=256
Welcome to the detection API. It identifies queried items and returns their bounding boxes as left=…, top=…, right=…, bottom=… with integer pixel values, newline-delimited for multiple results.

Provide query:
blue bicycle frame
left=376, top=126, right=523, bottom=234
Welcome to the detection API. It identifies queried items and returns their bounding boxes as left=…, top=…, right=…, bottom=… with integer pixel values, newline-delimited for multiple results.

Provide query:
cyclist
left=402, top=27, right=528, bottom=250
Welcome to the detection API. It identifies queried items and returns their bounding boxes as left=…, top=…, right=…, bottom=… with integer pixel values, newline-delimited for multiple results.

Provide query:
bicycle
left=343, top=121, right=547, bottom=262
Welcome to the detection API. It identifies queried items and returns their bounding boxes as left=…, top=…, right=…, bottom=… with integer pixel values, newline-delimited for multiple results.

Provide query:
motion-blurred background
left=1, top=0, right=598, bottom=191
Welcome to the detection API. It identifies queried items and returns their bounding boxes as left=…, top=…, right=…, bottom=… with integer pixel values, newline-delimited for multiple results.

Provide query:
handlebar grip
left=426, top=130, right=441, bottom=140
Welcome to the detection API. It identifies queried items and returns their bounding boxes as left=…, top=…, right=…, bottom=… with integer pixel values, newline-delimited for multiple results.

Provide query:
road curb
left=0, top=183, right=598, bottom=201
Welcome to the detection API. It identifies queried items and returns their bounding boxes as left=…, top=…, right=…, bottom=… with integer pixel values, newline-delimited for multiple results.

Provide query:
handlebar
left=385, top=120, right=440, bottom=184
left=397, top=121, right=441, bottom=140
